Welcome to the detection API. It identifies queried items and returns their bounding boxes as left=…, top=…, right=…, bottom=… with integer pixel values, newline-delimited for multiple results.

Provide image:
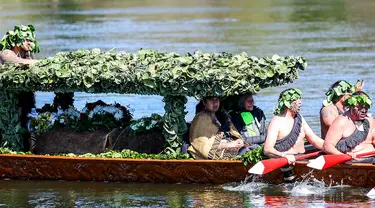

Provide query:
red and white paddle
left=367, top=187, right=375, bottom=198
left=248, top=151, right=322, bottom=175
left=307, top=150, right=375, bottom=170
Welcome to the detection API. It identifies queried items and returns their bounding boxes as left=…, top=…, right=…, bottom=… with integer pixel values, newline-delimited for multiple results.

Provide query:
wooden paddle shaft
left=357, top=151, right=375, bottom=158
left=295, top=151, right=322, bottom=160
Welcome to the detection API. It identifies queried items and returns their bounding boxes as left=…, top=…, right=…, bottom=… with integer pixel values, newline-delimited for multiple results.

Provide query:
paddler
left=324, top=91, right=375, bottom=163
left=263, top=88, right=324, bottom=182
left=320, top=80, right=364, bottom=139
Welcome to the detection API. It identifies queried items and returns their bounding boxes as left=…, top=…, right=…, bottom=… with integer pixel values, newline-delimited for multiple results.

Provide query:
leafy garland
left=323, top=80, right=355, bottom=106
left=27, top=101, right=132, bottom=135
left=0, top=49, right=306, bottom=98
left=0, top=91, right=25, bottom=151
left=0, top=25, right=40, bottom=53
left=0, top=147, right=190, bottom=159
left=162, top=96, right=188, bottom=154
left=128, top=113, right=163, bottom=135
left=274, top=88, right=302, bottom=115
left=237, top=145, right=265, bottom=166
left=344, top=93, right=372, bottom=108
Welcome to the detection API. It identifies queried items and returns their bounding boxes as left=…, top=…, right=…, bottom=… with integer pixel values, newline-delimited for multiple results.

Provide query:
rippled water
left=1, top=0, right=375, bottom=206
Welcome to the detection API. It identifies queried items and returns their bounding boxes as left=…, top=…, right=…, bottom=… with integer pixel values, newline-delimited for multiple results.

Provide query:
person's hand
left=284, top=154, right=296, bottom=165
left=236, top=139, right=244, bottom=147
left=227, top=139, right=244, bottom=149
left=347, top=152, right=358, bottom=159
left=355, top=79, right=364, bottom=92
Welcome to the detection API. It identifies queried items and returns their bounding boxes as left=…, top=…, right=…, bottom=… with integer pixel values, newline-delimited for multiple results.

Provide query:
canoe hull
left=0, top=154, right=374, bottom=187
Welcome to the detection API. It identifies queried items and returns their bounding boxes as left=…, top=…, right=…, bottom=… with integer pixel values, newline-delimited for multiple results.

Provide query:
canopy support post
left=0, top=91, right=24, bottom=151
left=162, top=95, right=188, bottom=154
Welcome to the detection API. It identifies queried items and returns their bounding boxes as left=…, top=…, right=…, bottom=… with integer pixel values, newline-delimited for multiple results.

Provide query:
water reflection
left=0, top=176, right=374, bottom=207
left=1, top=0, right=375, bottom=206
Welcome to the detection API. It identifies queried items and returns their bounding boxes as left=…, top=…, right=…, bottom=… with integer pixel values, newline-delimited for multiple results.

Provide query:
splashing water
left=287, top=170, right=330, bottom=196
left=222, top=175, right=268, bottom=192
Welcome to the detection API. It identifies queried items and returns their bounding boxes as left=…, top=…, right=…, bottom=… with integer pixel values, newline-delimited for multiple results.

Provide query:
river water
left=1, top=0, right=375, bottom=207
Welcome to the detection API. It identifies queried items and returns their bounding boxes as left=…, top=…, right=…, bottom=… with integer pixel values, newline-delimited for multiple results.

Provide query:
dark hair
left=238, top=94, right=253, bottom=111
left=195, top=100, right=205, bottom=114
left=195, top=97, right=231, bottom=131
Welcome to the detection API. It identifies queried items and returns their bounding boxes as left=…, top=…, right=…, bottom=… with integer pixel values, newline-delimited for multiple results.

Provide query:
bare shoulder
left=320, top=105, right=336, bottom=118
left=268, top=115, right=282, bottom=128
left=365, top=116, right=374, bottom=127
left=331, top=114, right=348, bottom=127
left=0, top=49, right=16, bottom=57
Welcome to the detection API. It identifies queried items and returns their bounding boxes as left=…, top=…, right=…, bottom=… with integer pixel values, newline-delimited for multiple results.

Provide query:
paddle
left=307, top=150, right=375, bottom=170
left=367, top=187, right=375, bottom=198
left=248, top=151, right=322, bottom=175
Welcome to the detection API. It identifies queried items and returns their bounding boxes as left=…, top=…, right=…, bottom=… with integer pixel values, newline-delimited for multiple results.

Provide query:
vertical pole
left=162, top=95, right=188, bottom=154
left=0, top=91, right=24, bottom=151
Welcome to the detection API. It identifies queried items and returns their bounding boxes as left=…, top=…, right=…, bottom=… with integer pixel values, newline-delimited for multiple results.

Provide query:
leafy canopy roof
left=0, top=49, right=307, bottom=98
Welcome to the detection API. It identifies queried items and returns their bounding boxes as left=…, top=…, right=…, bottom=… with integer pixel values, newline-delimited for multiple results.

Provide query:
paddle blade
left=367, top=188, right=375, bottom=198
left=307, top=154, right=352, bottom=170
left=248, top=158, right=288, bottom=175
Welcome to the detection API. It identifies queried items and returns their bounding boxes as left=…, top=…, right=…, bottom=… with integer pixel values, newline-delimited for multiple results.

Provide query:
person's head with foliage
left=344, top=91, right=372, bottom=121
left=323, top=80, right=356, bottom=107
left=0, top=25, right=40, bottom=54
left=274, top=88, right=302, bottom=115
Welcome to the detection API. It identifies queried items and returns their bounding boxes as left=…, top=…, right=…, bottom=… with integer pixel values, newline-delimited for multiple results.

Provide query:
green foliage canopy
left=0, top=49, right=307, bottom=97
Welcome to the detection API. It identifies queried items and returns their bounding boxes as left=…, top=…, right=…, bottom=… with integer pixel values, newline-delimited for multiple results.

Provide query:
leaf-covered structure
left=0, top=49, right=307, bottom=152
left=0, top=49, right=306, bottom=96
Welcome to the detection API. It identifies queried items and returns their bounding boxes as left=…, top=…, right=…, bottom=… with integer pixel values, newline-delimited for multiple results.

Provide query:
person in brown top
left=324, top=91, right=375, bottom=163
left=188, top=96, right=245, bottom=160
left=320, top=80, right=364, bottom=139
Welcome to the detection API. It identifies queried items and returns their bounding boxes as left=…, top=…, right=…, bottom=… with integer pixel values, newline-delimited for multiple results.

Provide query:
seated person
left=230, top=94, right=267, bottom=145
left=264, top=88, right=324, bottom=182
left=320, top=80, right=364, bottom=139
left=188, top=96, right=245, bottom=160
left=324, top=91, right=375, bottom=163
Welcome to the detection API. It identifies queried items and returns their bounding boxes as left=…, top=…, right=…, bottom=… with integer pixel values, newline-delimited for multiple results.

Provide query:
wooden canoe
left=0, top=154, right=374, bottom=187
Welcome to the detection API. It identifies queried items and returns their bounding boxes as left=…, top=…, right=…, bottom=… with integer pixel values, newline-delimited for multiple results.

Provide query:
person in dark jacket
left=230, top=94, right=267, bottom=146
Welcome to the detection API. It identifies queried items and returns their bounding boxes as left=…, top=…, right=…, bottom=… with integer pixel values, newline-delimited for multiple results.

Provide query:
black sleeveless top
left=274, top=114, right=303, bottom=152
left=336, top=119, right=370, bottom=153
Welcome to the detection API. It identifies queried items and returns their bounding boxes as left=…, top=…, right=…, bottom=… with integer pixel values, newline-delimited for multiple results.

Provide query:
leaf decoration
left=0, top=49, right=306, bottom=98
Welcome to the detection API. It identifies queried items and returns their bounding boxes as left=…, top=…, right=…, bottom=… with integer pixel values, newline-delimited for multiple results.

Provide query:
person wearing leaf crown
left=323, top=91, right=375, bottom=163
left=188, top=96, right=246, bottom=160
left=320, top=80, right=364, bottom=139
left=229, top=94, right=267, bottom=146
left=0, top=25, right=73, bottom=151
left=264, top=88, right=324, bottom=182
left=0, top=25, right=41, bottom=150
left=0, top=25, right=39, bottom=65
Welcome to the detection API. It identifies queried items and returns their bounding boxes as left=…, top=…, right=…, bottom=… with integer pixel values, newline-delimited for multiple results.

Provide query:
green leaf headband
left=323, top=80, right=355, bottom=106
left=0, top=25, right=40, bottom=53
left=344, top=92, right=372, bottom=109
left=274, top=88, right=302, bottom=115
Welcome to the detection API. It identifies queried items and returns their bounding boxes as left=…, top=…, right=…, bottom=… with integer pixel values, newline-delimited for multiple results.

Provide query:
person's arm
left=323, top=117, right=345, bottom=154
left=218, top=137, right=244, bottom=149
left=0, top=50, right=38, bottom=65
left=302, top=116, right=324, bottom=150
left=320, top=106, right=336, bottom=128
